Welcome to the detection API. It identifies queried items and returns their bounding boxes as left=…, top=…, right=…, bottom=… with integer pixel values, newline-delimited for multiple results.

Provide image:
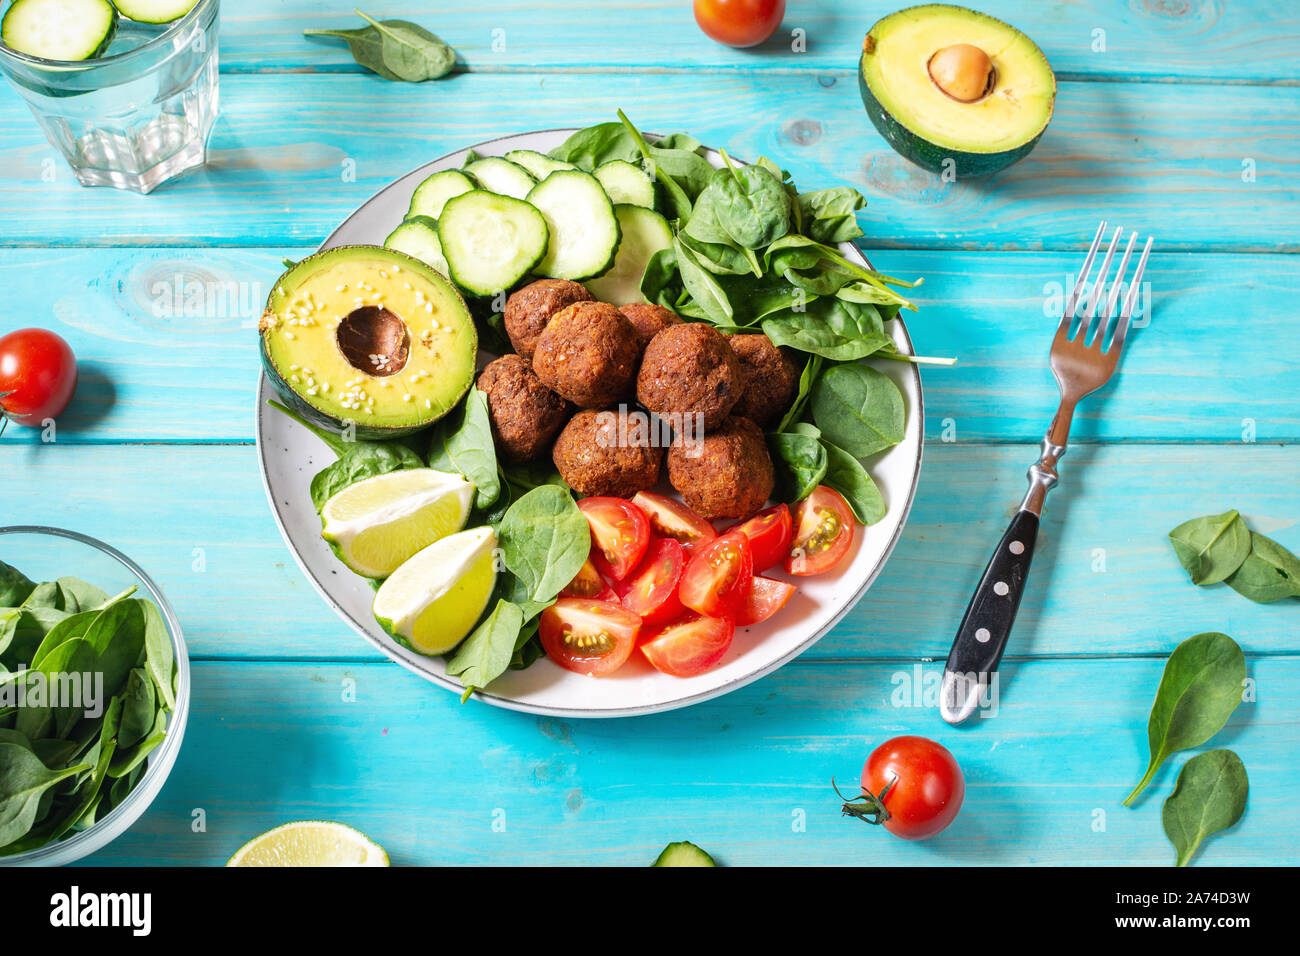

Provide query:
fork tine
left=1059, top=220, right=1107, bottom=334
left=1099, top=232, right=1138, bottom=347
left=1077, top=226, right=1123, bottom=342
left=1109, top=235, right=1154, bottom=355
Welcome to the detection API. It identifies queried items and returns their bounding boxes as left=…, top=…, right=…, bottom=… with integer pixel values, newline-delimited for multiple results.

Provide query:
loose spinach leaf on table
left=427, top=387, right=500, bottom=509
left=303, top=11, right=457, bottom=83
left=1124, top=632, right=1246, bottom=806
left=1225, top=531, right=1300, bottom=603
left=810, top=363, right=904, bottom=457
left=1168, top=510, right=1252, bottom=586
left=1162, top=749, right=1248, bottom=867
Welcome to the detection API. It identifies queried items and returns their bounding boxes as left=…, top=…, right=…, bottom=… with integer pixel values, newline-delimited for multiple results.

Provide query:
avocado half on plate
left=859, top=4, right=1056, bottom=176
left=259, top=245, right=477, bottom=440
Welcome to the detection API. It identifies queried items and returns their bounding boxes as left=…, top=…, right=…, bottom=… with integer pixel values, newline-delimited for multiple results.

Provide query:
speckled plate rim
left=255, top=128, right=924, bottom=719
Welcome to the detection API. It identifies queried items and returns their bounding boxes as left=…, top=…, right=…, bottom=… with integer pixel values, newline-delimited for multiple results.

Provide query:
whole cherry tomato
left=693, top=0, right=786, bottom=48
left=0, top=328, right=77, bottom=429
left=839, top=736, right=965, bottom=841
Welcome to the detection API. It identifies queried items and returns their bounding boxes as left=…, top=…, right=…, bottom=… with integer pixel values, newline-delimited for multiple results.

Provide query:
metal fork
left=939, top=222, right=1154, bottom=724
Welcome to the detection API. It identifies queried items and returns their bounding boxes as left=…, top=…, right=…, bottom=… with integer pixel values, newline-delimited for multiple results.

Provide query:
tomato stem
left=834, top=776, right=896, bottom=826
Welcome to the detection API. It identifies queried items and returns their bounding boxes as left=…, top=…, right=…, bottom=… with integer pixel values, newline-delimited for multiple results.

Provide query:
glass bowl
left=0, top=526, right=190, bottom=866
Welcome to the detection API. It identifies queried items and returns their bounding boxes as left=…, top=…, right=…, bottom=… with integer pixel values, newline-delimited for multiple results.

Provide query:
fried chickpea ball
left=636, top=323, right=742, bottom=431
left=728, top=334, right=800, bottom=426
left=503, top=279, right=594, bottom=362
left=618, top=302, right=682, bottom=351
left=532, top=301, right=640, bottom=408
left=476, top=355, right=570, bottom=462
left=552, top=408, right=663, bottom=498
left=667, top=415, right=774, bottom=521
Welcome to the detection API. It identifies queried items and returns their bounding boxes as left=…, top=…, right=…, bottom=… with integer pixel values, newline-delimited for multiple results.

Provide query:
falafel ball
left=503, top=279, right=594, bottom=362
left=618, top=302, right=681, bottom=351
left=552, top=408, right=663, bottom=498
left=667, top=415, right=774, bottom=521
left=476, top=355, right=571, bottom=462
left=728, top=334, right=801, bottom=426
left=636, top=323, right=742, bottom=431
left=532, top=301, right=640, bottom=408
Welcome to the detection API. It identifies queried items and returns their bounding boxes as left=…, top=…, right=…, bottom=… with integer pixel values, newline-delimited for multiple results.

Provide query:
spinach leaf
left=708, top=152, right=791, bottom=250
left=309, top=442, right=424, bottom=512
left=548, top=122, right=641, bottom=169
left=496, top=485, right=590, bottom=605
left=762, top=298, right=893, bottom=362
left=673, top=238, right=734, bottom=326
left=140, top=598, right=176, bottom=711
left=810, top=364, right=904, bottom=457
left=796, top=186, right=866, bottom=243
left=116, top=669, right=155, bottom=750
left=1167, top=510, right=1251, bottom=586
left=445, top=599, right=525, bottom=700
left=776, top=354, right=823, bottom=434
left=0, top=743, right=90, bottom=848
left=767, top=427, right=827, bottom=503
left=427, top=387, right=500, bottom=509
left=822, top=441, right=886, bottom=525
left=54, top=578, right=110, bottom=614
left=1124, top=632, right=1246, bottom=806
left=1162, top=749, right=1248, bottom=867
left=303, top=11, right=457, bottom=83
left=0, top=561, right=35, bottom=607
left=1225, top=532, right=1300, bottom=603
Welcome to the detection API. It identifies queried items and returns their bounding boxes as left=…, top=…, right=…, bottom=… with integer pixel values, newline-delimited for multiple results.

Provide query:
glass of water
left=0, top=0, right=220, bottom=195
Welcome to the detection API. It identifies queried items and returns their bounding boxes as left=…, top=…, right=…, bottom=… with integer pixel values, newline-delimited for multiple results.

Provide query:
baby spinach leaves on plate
left=1161, top=748, right=1248, bottom=867
left=810, top=364, right=904, bottom=458
left=304, top=10, right=457, bottom=83
left=767, top=425, right=827, bottom=504
left=427, top=388, right=500, bottom=509
left=1168, top=510, right=1300, bottom=603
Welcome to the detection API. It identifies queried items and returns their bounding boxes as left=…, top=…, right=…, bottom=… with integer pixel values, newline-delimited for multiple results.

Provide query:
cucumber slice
left=526, top=170, right=621, bottom=281
left=584, top=204, right=673, bottom=306
left=594, top=160, right=655, bottom=209
left=408, top=169, right=474, bottom=220
left=438, top=190, right=549, bottom=297
left=384, top=215, right=449, bottom=278
left=464, top=157, right=536, bottom=200
left=652, top=841, right=716, bottom=867
left=1, top=0, right=117, bottom=61
left=112, top=0, right=197, bottom=23
left=505, top=149, right=576, bottom=181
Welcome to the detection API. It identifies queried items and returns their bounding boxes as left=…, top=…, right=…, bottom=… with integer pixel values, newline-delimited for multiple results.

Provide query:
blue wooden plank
left=211, top=0, right=1300, bottom=85
left=77, top=657, right=1298, bottom=866
left=0, top=74, right=1297, bottom=251
left=5, top=443, right=1298, bottom=662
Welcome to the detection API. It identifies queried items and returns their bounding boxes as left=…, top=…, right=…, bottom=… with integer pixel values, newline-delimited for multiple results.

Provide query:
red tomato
left=678, top=531, right=754, bottom=619
left=733, top=575, right=796, bottom=626
left=841, top=736, right=965, bottom=841
left=783, top=486, right=855, bottom=576
left=729, top=504, right=792, bottom=572
left=640, top=614, right=735, bottom=677
left=0, top=328, right=77, bottom=428
left=578, top=497, right=650, bottom=581
left=614, top=538, right=685, bottom=629
left=560, top=556, right=618, bottom=603
left=693, top=0, right=785, bottom=48
left=539, top=598, right=641, bottom=676
left=631, top=491, right=717, bottom=557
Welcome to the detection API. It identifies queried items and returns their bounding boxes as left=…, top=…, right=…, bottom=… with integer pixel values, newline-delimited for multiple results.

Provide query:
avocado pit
left=927, top=43, right=995, bottom=103
left=336, top=306, right=411, bottom=377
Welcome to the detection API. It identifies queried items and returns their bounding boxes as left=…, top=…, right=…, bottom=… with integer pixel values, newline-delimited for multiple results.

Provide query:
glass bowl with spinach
left=0, top=526, right=189, bottom=866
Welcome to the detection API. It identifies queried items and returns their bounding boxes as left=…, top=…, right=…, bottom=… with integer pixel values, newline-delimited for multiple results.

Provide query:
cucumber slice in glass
left=112, top=0, right=198, bottom=23
left=1, top=0, right=117, bottom=61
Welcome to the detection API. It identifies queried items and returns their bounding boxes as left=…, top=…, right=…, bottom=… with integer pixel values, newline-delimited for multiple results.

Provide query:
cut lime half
left=321, top=468, right=473, bottom=578
left=227, top=821, right=389, bottom=867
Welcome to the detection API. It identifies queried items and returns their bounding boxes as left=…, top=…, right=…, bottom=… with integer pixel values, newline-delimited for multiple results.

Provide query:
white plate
left=255, top=128, right=923, bottom=718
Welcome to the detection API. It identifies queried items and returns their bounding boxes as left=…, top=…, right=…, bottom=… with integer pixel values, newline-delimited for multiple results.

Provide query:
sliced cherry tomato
left=539, top=598, right=641, bottom=677
left=560, top=556, right=618, bottom=603
left=0, top=328, right=77, bottom=428
left=783, top=486, right=855, bottom=576
left=734, top=575, right=796, bottom=626
left=840, top=736, right=965, bottom=841
left=640, top=614, right=735, bottom=678
left=678, top=531, right=753, bottom=619
left=614, top=537, right=685, bottom=629
left=693, top=0, right=785, bottom=48
left=578, top=496, right=650, bottom=581
left=631, top=491, right=716, bottom=558
left=729, top=504, right=792, bottom=573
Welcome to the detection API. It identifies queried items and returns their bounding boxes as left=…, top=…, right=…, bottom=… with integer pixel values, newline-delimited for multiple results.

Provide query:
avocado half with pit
left=859, top=4, right=1056, bottom=176
left=259, top=245, right=477, bottom=439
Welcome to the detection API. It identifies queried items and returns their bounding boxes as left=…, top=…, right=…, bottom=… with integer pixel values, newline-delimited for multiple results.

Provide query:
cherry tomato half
left=0, top=328, right=77, bottom=428
left=693, top=0, right=786, bottom=48
left=631, top=491, right=717, bottom=558
left=783, top=486, right=855, bottom=576
left=614, top=537, right=685, bottom=629
left=733, top=575, right=796, bottom=626
left=640, top=614, right=735, bottom=677
left=678, top=531, right=754, bottom=619
left=729, top=504, right=792, bottom=572
left=842, top=736, right=965, bottom=841
left=539, top=598, right=642, bottom=677
left=560, top=556, right=618, bottom=603
left=578, top=496, right=650, bottom=581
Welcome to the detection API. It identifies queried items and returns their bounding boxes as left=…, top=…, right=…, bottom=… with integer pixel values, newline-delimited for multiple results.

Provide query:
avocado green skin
left=857, top=50, right=1045, bottom=178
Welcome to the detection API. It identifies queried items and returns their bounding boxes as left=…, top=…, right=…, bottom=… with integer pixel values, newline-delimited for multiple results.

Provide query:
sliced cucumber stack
left=505, top=149, right=576, bottom=182
left=463, top=157, right=536, bottom=200
left=408, top=169, right=474, bottom=220
left=527, top=170, right=621, bottom=281
left=585, top=205, right=673, bottom=305
left=438, top=190, right=550, bottom=297
left=113, top=0, right=198, bottom=23
left=384, top=215, right=450, bottom=278
left=594, top=160, right=655, bottom=209
left=1, top=0, right=117, bottom=61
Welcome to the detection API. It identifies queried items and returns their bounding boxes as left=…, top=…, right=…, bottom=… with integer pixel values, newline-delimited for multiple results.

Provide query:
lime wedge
left=226, top=821, right=389, bottom=867
left=373, top=526, right=498, bottom=655
left=321, top=468, right=473, bottom=578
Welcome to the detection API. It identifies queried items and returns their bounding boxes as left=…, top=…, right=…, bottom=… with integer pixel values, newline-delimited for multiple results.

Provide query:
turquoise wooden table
left=3, top=1, right=1298, bottom=866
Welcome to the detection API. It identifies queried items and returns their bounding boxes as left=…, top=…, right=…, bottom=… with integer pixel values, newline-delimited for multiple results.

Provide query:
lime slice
left=321, top=468, right=473, bottom=578
left=373, top=526, right=498, bottom=655
left=226, top=821, right=389, bottom=867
